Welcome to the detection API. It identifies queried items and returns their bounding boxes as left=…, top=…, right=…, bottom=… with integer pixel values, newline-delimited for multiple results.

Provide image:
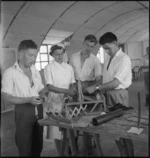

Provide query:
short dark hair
left=99, top=32, right=118, bottom=45
left=50, top=45, right=65, bottom=56
left=18, top=40, right=37, bottom=51
left=84, top=34, right=97, bottom=45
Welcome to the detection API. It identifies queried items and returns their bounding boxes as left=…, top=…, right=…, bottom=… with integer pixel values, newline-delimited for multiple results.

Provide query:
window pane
left=48, top=45, right=52, bottom=52
left=40, top=54, right=48, bottom=61
left=36, top=53, right=40, bottom=62
left=41, top=62, right=48, bottom=69
left=35, top=62, right=41, bottom=71
left=97, top=47, right=104, bottom=64
left=40, top=45, right=47, bottom=53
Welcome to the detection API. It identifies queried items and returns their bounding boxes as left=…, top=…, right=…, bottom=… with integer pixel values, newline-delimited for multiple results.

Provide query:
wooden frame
left=47, top=80, right=107, bottom=123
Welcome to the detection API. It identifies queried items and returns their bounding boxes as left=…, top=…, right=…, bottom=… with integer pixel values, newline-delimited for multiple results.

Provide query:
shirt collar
left=53, top=60, right=65, bottom=66
left=13, top=61, right=23, bottom=72
left=13, top=61, right=34, bottom=72
left=114, top=48, right=122, bottom=57
left=79, top=50, right=92, bottom=58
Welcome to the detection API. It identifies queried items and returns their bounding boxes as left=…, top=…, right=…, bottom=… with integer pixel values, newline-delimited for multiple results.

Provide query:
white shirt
left=44, top=61, right=75, bottom=87
left=2, top=62, right=44, bottom=97
left=69, top=51, right=101, bottom=81
left=103, top=49, right=132, bottom=89
left=44, top=61, right=75, bottom=112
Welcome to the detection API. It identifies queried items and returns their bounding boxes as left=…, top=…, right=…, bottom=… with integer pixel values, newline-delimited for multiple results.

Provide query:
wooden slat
left=83, top=132, right=88, bottom=156
left=93, top=134, right=103, bottom=156
left=68, top=129, right=78, bottom=156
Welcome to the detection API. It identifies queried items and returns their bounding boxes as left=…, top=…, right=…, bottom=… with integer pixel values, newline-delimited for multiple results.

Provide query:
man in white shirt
left=85, top=32, right=132, bottom=110
left=69, top=34, right=102, bottom=90
left=69, top=34, right=102, bottom=155
left=141, top=46, right=149, bottom=106
left=1, top=40, right=44, bottom=156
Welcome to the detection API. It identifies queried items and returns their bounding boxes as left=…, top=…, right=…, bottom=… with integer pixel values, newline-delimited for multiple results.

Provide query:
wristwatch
left=96, top=85, right=99, bottom=90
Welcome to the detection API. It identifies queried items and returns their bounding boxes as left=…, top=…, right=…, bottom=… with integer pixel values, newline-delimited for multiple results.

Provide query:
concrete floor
left=1, top=80, right=149, bottom=157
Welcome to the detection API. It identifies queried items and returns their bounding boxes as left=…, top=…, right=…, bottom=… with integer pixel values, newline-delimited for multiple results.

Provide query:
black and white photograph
left=1, top=1, right=149, bottom=157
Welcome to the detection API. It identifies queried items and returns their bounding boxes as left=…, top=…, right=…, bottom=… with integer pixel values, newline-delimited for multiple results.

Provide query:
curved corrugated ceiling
left=1, top=1, right=149, bottom=50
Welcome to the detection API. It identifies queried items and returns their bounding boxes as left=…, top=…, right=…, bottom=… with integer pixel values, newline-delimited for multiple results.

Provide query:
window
left=35, top=44, right=54, bottom=71
left=97, top=46, right=104, bottom=64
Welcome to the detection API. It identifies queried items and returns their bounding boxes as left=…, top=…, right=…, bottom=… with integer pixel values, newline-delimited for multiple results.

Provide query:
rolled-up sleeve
left=114, top=56, right=132, bottom=87
left=1, top=69, right=14, bottom=96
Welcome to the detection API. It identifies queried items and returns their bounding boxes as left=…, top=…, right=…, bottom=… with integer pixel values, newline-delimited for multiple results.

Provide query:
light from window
left=41, top=62, right=48, bottom=69
left=36, top=53, right=40, bottom=62
left=35, top=62, right=41, bottom=71
left=40, top=54, right=48, bottom=61
left=97, top=46, right=104, bottom=64
left=35, top=44, right=52, bottom=71
left=48, top=45, right=52, bottom=53
left=40, top=46, right=47, bottom=53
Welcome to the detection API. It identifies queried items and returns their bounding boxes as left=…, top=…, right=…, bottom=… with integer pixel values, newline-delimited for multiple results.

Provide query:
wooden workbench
left=38, top=110, right=149, bottom=156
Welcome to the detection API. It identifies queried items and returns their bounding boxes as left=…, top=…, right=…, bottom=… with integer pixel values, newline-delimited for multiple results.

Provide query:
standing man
left=141, top=46, right=149, bottom=106
left=69, top=34, right=102, bottom=89
left=69, top=34, right=102, bottom=155
left=1, top=40, right=44, bottom=156
left=85, top=32, right=132, bottom=110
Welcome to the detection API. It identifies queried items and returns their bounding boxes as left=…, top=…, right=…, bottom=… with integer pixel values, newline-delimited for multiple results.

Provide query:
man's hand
left=30, top=97, right=42, bottom=105
left=70, top=83, right=78, bottom=93
left=85, top=85, right=97, bottom=94
left=38, top=86, right=49, bottom=99
left=67, top=89, right=77, bottom=96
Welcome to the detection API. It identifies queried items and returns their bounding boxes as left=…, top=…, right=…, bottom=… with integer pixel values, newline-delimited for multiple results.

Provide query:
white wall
left=142, top=40, right=149, bottom=56
left=126, top=41, right=144, bottom=69
left=1, top=48, right=17, bottom=111
left=1, top=48, right=17, bottom=75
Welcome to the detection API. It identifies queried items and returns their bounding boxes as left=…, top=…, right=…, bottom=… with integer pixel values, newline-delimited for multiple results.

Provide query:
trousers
left=14, top=103, right=43, bottom=157
left=104, top=89, right=129, bottom=107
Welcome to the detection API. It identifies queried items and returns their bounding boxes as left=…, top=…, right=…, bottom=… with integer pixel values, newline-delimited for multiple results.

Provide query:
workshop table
left=38, top=110, right=148, bottom=156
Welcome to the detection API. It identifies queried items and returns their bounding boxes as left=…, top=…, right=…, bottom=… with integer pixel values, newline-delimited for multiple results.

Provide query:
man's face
left=102, top=42, right=117, bottom=57
left=52, top=48, right=64, bottom=64
left=21, top=48, right=38, bottom=68
left=82, top=40, right=96, bottom=54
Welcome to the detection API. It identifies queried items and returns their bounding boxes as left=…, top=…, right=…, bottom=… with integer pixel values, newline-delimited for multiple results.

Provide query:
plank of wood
left=125, top=116, right=148, bottom=125
left=93, top=134, right=103, bottom=156
left=68, top=129, right=78, bottom=156
left=83, top=132, right=88, bottom=156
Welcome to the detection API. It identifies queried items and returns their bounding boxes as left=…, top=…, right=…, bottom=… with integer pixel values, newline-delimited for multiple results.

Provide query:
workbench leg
left=68, top=129, right=78, bottom=156
left=83, top=132, right=88, bottom=156
left=115, top=137, right=134, bottom=157
left=93, top=134, right=104, bottom=156
left=54, top=128, right=68, bottom=156
left=46, top=125, right=50, bottom=139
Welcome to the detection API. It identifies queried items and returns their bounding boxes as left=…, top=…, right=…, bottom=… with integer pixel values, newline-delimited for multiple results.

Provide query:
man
left=69, top=34, right=102, bottom=155
left=85, top=32, right=132, bottom=110
left=1, top=40, right=44, bottom=156
left=141, top=46, right=149, bottom=106
left=69, top=34, right=102, bottom=89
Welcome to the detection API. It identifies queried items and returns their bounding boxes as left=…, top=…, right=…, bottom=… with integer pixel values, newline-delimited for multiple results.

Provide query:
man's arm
left=39, top=84, right=76, bottom=99
left=2, top=92, right=42, bottom=105
left=85, top=78, right=120, bottom=94
left=95, top=75, right=103, bottom=84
